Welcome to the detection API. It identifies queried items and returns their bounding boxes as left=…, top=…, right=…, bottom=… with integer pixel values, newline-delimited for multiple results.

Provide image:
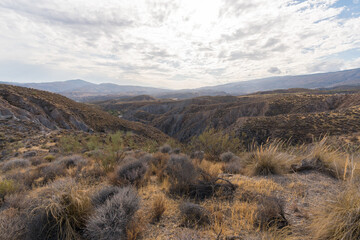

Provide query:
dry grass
left=244, top=142, right=291, bottom=176
left=150, top=195, right=166, bottom=223
left=310, top=186, right=360, bottom=240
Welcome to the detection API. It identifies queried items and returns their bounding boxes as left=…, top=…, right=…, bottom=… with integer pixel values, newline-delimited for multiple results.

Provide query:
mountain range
left=2, top=67, right=360, bottom=101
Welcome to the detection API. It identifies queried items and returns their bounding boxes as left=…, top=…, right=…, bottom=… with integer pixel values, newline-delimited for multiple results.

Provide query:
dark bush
left=172, top=148, right=181, bottom=154
left=0, top=208, right=27, bottom=240
left=91, top=186, right=121, bottom=207
left=159, top=144, right=172, bottom=154
left=223, top=160, right=243, bottom=174
left=85, top=187, right=140, bottom=240
left=254, top=196, right=288, bottom=230
left=2, top=159, right=30, bottom=172
left=220, top=152, right=237, bottom=162
left=190, top=151, right=204, bottom=161
left=110, top=159, right=148, bottom=187
left=165, top=155, right=198, bottom=195
left=179, top=202, right=211, bottom=228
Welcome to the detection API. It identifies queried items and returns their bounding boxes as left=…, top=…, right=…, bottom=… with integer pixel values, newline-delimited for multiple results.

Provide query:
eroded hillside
left=0, top=84, right=168, bottom=150
left=95, top=90, right=360, bottom=143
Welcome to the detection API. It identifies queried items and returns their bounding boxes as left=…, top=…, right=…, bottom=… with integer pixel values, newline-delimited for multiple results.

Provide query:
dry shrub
left=109, top=159, right=148, bottom=187
left=190, top=151, right=204, bottom=161
left=244, top=142, right=289, bottom=176
left=56, top=155, right=88, bottom=169
left=159, top=144, right=172, bottom=153
left=0, top=208, right=27, bottom=240
left=165, top=154, right=198, bottom=195
left=223, top=160, right=244, bottom=174
left=179, top=202, right=211, bottom=228
left=91, top=185, right=122, bottom=207
left=148, top=152, right=169, bottom=179
left=26, top=179, right=92, bottom=240
left=310, top=186, right=360, bottom=240
left=195, top=159, right=223, bottom=179
left=220, top=151, right=237, bottom=162
left=1, top=158, right=30, bottom=172
left=150, top=195, right=166, bottom=223
left=254, top=196, right=288, bottom=230
left=85, top=187, right=140, bottom=240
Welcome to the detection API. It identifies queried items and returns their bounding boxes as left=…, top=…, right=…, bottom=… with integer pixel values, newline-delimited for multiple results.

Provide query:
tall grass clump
left=244, top=142, right=290, bottom=176
left=26, top=179, right=92, bottom=240
left=310, top=186, right=360, bottom=240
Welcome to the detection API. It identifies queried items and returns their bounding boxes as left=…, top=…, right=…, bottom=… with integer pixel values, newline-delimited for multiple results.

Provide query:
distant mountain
left=198, top=68, right=360, bottom=94
left=2, top=68, right=360, bottom=100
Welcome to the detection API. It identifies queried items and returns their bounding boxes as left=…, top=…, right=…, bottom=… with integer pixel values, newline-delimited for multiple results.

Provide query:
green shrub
left=190, top=128, right=242, bottom=161
left=0, top=179, right=18, bottom=200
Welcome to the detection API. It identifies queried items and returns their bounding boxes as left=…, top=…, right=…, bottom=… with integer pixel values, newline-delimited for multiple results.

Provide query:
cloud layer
left=0, top=0, right=359, bottom=88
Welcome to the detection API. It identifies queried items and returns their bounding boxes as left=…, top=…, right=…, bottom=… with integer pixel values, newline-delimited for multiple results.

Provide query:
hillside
left=0, top=84, right=168, bottom=148
left=94, top=90, right=360, bottom=143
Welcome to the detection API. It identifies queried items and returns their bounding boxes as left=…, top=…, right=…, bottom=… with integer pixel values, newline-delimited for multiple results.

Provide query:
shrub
left=56, top=155, right=87, bottom=169
left=165, top=155, right=198, bottom=195
left=85, top=187, right=140, bottom=240
left=220, top=151, right=237, bottom=162
left=35, top=163, right=67, bottom=184
left=159, top=144, right=172, bottom=154
left=179, top=202, right=211, bottom=228
left=172, top=148, right=181, bottom=154
left=59, top=135, right=82, bottom=153
left=190, top=128, right=242, bottom=161
left=44, top=154, right=56, bottom=162
left=310, top=187, right=360, bottom=240
left=109, top=160, right=148, bottom=187
left=150, top=195, right=166, bottom=223
left=190, top=151, right=204, bottom=161
left=26, top=179, right=92, bottom=240
left=148, top=152, right=169, bottom=179
left=254, top=196, right=288, bottom=230
left=223, top=160, right=243, bottom=174
left=0, top=179, right=19, bottom=201
left=244, top=143, right=289, bottom=176
left=1, top=159, right=30, bottom=172
left=91, top=186, right=121, bottom=207
left=0, top=208, right=27, bottom=240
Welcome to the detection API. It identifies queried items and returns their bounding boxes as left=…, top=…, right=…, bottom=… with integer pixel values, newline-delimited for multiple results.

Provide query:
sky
left=0, top=0, right=360, bottom=89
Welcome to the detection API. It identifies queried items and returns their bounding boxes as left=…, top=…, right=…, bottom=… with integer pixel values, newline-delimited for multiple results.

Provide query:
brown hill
left=0, top=84, right=168, bottom=148
left=95, top=91, right=360, bottom=143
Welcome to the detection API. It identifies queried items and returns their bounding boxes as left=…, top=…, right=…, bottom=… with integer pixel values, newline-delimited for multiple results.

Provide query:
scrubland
left=1, top=129, right=360, bottom=240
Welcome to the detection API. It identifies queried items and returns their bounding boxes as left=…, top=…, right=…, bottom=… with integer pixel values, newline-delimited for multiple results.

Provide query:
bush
left=26, top=179, right=92, bottom=240
left=190, top=151, right=204, bottom=161
left=223, top=160, right=243, bottom=174
left=1, top=159, right=30, bottom=172
left=220, top=151, right=237, bottom=162
left=85, top=187, right=140, bottom=240
left=165, top=155, right=198, bottom=195
left=179, top=202, right=211, bottom=228
left=56, top=155, right=87, bottom=169
left=0, top=179, right=19, bottom=201
left=44, top=154, right=56, bottom=162
left=0, top=208, right=27, bottom=240
left=159, top=144, right=172, bottom=154
left=190, top=128, right=241, bottom=161
left=254, top=196, right=288, bottom=230
left=310, top=187, right=360, bottom=240
left=109, top=159, right=148, bottom=187
left=244, top=143, right=289, bottom=176
left=91, top=186, right=121, bottom=207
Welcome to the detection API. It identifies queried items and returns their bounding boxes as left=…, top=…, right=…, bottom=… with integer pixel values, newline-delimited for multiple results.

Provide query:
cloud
left=0, top=0, right=359, bottom=89
left=268, top=67, right=282, bottom=74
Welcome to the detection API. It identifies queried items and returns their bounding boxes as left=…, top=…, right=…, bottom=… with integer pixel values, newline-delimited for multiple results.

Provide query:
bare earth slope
left=0, top=84, right=168, bottom=148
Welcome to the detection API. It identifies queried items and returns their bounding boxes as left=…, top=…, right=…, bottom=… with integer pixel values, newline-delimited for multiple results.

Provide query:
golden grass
left=310, top=186, right=360, bottom=240
left=244, top=142, right=292, bottom=176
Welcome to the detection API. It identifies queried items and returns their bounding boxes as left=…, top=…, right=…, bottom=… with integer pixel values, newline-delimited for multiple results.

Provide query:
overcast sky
left=0, top=0, right=359, bottom=89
